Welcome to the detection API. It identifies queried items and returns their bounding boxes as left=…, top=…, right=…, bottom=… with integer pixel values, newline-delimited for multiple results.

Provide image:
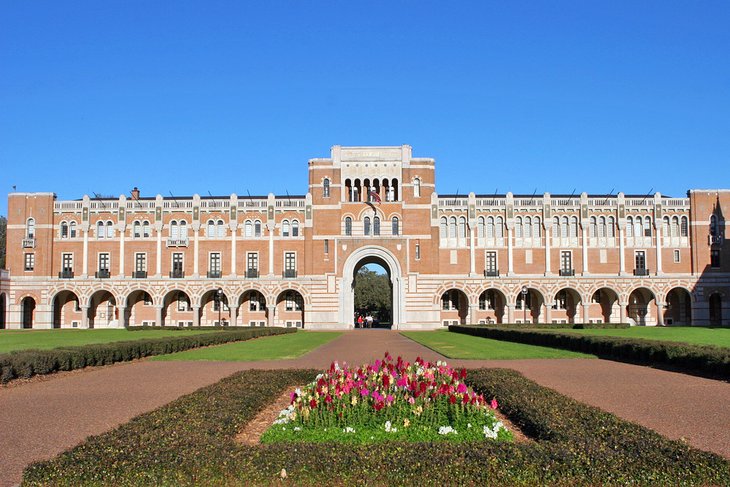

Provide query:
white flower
left=343, top=426, right=355, bottom=433
left=384, top=421, right=398, bottom=433
left=293, top=426, right=301, bottom=432
left=438, top=426, right=457, bottom=435
left=467, top=423, right=472, bottom=429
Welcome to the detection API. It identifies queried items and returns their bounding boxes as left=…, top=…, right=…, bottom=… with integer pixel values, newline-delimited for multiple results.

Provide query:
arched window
left=643, top=217, right=652, bottom=237
left=477, top=216, right=485, bottom=238
left=524, top=216, right=532, bottom=238
left=671, top=216, right=679, bottom=237
left=626, top=216, right=634, bottom=237
left=179, top=220, right=187, bottom=238
left=106, top=221, right=114, bottom=238
left=60, top=221, right=69, bottom=238
left=589, top=216, right=597, bottom=238
left=680, top=216, right=688, bottom=237
left=254, top=220, right=262, bottom=237
left=392, top=216, right=399, bottom=236
left=364, top=216, right=371, bottom=236
left=561, top=217, right=569, bottom=238
left=552, top=217, right=560, bottom=237
left=486, top=216, right=494, bottom=238
left=413, top=177, right=421, bottom=197
left=133, top=221, right=141, bottom=238
left=598, top=216, right=606, bottom=238
left=449, top=217, right=457, bottom=238
left=207, top=220, right=215, bottom=237
left=440, top=217, right=447, bottom=239
left=458, top=217, right=466, bottom=239
left=26, top=218, right=35, bottom=238
left=515, top=217, right=523, bottom=238
left=345, top=217, right=352, bottom=236
left=533, top=216, right=541, bottom=238
left=282, top=220, right=290, bottom=237
left=710, top=215, right=718, bottom=236
left=291, top=220, right=299, bottom=237
left=323, top=178, right=330, bottom=198
left=373, top=216, right=380, bottom=236
left=96, top=220, right=104, bottom=239
left=170, top=220, right=179, bottom=239
left=662, top=217, right=670, bottom=237
left=570, top=217, right=578, bottom=238
left=217, top=219, right=225, bottom=237
left=69, top=221, right=77, bottom=238
left=495, top=216, right=504, bottom=238
left=142, top=221, right=150, bottom=238
left=607, top=216, right=615, bottom=238
left=244, top=220, right=253, bottom=237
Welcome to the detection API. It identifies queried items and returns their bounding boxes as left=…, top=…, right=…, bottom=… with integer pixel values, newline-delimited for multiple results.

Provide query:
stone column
left=655, top=226, right=663, bottom=276
left=192, top=306, right=200, bottom=327
left=545, top=304, right=552, bottom=324
left=155, top=228, right=162, bottom=277
left=544, top=227, right=552, bottom=275
left=193, top=226, right=200, bottom=277
left=507, top=228, right=514, bottom=276
left=655, top=301, right=664, bottom=326
left=81, top=306, right=89, bottom=329
left=230, top=304, right=238, bottom=327
left=469, top=226, right=476, bottom=276
left=82, top=228, right=89, bottom=278
left=618, top=228, right=626, bottom=275
left=155, top=305, right=163, bottom=327
left=619, top=301, right=627, bottom=324
left=118, top=230, right=125, bottom=278
left=581, top=226, right=589, bottom=275
left=506, top=304, right=514, bottom=324
left=267, top=305, right=276, bottom=327
left=118, top=305, right=127, bottom=328
left=268, top=224, right=275, bottom=277
left=469, top=304, right=477, bottom=325
left=582, top=303, right=590, bottom=324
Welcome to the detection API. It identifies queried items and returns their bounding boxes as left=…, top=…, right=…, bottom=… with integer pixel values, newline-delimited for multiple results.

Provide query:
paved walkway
left=1, top=330, right=729, bottom=486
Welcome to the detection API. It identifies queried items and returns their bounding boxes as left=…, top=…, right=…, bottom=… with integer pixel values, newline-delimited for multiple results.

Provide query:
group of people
left=355, top=313, right=375, bottom=328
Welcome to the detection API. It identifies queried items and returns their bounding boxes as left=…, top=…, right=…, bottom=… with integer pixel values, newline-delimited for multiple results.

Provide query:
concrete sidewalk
left=1, top=330, right=729, bottom=486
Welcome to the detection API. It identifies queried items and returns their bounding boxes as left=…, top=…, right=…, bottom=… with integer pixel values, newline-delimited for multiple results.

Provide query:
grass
left=555, top=326, right=730, bottom=348
left=0, top=328, right=220, bottom=354
left=151, top=331, right=342, bottom=361
left=401, top=330, right=594, bottom=359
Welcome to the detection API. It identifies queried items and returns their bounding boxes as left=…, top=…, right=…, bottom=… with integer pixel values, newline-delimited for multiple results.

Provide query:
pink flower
left=490, top=398, right=498, bottom=410
left=457, top=382, right=468, bottom=394
left=386, top=394, right=394, bottom=404
left=360, top=388, right=370, bottom=397
left=408, top=396, right=415, bottom=404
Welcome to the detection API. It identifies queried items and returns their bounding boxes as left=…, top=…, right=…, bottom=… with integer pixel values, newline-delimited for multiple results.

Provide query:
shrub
left=23, top=368, right=730, bottom=486
left=0, top=327, right=294, bottom=384
left=449, top=325, right=730, bottom=380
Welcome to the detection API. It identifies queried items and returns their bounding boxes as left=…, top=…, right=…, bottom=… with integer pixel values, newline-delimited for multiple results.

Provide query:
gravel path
left=1, top=330, right=728, bottom=486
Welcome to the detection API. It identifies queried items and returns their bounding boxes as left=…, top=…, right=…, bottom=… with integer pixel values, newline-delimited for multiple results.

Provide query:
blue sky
left=2, top=1, right=729, bottom=216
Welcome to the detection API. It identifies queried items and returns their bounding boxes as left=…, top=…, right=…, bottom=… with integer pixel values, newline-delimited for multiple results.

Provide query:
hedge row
left=450, top=325, right=730, bottom=380
left=0, top=327, right=294, bottom=384
left=23, top=368, right=730, bottom=486
left=470, top=322, right=630, bottom=329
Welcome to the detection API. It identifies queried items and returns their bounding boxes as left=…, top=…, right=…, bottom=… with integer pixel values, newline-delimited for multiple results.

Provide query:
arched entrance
left=627, top=287, right=656, bottom=326
left=515, top=288, right=544, bottom=324
left=88, top=291, right=118, bottom=328
left=589, top=288, right=620, bottom=323
left=126, top=290, right=154, bottom=327
left=276, top=290, right=304, bottom=328
left=162, top=290, right=193, bottom=326
left=52, top=290, right=81, bottom=328
left=239, top=290, right=268, bottom=327
left=440, top=289, right=468, bottom=325
left=552, top=288, right=581, bottom=324
left=354, top=262, right=392, bottom=328
left=476, top=289, right=506, bottom=324
left=341, top=246, right=403, bottom=329
left=21, top=297, right=36, bottom=329
left=665, top=288, right=692, bottom=326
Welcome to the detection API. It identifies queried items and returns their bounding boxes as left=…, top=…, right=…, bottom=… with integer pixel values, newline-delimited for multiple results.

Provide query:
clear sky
left=2, top=1, right=729, bottom=216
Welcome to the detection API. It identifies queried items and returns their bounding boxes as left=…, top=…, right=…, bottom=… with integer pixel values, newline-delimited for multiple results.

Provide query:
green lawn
left=401, top=330, right=594, bottom=359
left=555, top=327, right=730, bottom=348
left=152, top=331, right=342, bottom=361
left=0, top=329, right=219, bottom=354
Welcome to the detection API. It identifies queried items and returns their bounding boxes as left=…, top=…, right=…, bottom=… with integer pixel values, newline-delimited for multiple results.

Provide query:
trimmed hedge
left=23, top=368, right=730, bottom=486
left=473, top=322, right=630, bottom=330
left=0, top=327, right=294, bottom=384
left=450, top=325, right=730, bottom=380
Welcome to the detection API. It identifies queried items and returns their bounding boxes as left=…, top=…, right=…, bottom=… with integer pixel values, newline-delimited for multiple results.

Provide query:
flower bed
left=262, top=354, right=512, bottom=443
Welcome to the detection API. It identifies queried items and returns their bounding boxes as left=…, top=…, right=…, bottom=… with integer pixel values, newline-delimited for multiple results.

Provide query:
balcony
left=207, top=270, right=222, bottom=279
left=246, top=268, right=260, bottom=278
left=58, top=270, right=74, bottom=279
left=709, top=235, right=724, bottom=245
left=133, top=271, right=148, bottom=279
left=22, top=237, right=35, bottom=248
left=483, top=269, right=500, bottom=278
left=559, top=269, right=575, bottom=277
left=170, top=269, right=185, bottom=279
left=633, top=268, right=650, bottom=277
left=283, top=269, right=298, bottom=278
left=95, top=269, right=110, bottom=279
left=166, top=237, right=189, bottom=247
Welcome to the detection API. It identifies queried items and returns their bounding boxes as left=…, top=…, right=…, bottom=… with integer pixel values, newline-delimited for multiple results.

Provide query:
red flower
left=449, top=394, right=457, bottom=404
left=460, top=368, right=467, bottom=379
left=310, top=398, right=318, bottom=409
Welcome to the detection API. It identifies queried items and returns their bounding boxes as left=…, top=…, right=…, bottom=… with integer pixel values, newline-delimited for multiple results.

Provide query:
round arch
left=476, top=287, right=508, bottom=324
left=627, top=287, right=657, bottom=326
left=51, top=290, right=81, bottom=329
left=125, top=289, right=155, bottom=327
left=341, top=246, right=404, bottom=329
left=588, top=287, right=621, bottom=324
left=552, top=287, right=582, bottom=324
left=664, top=287, right=693, bottom=326
left=88, top=290, right=118, bottom=328
left=275, top=289, right=305, bottom=328
left=238, top=289, right=268, bottom=327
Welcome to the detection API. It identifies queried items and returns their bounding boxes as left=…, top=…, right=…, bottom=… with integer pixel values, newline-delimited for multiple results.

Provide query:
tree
left=353, top=267, right=391, bottom=320
left=0, top=215, right=6, bottom=269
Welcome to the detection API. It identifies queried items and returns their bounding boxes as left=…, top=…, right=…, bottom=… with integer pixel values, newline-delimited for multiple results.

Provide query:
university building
left=0, top=145, right=728, bottom=330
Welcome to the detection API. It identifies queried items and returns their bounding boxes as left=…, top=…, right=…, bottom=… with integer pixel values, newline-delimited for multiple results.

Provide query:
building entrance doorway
left=354, top=261, right=392, bottom=328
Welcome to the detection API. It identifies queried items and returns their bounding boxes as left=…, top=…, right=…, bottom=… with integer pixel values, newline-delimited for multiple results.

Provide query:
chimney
left=131, top=187, right=140, bottom=200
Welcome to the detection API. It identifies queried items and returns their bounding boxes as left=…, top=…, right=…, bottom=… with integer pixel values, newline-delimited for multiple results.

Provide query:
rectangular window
left=673, top=250, right=680, bottom=263
left=711, top=249, right=720, bottom=268
left=415, top=242, right=421, bottom=260
left=24, top=253, right=34, bottom=271
left=249, top=293, right=261, bottom=311
left=135, top=253, right=147, bottom=272
left=172, top=252, right=184, bottom=274
left=99, top=253, right=110, bottom=271
left=284, top=252, right=296, bottom=277
left=62, top=253, right=73, bottom=272
left=209, top=252, right=221, bottom=273
left=485, top=251, right=497, bottom=274
left=177, top=293, right=189, bottom=312
left=560, top=251, right=572, bottom=272
left=247, top=252, right=258, bottom=271
left=635, top=251, right=646, bottom=269
left=324, top=239, right=329, bottom=255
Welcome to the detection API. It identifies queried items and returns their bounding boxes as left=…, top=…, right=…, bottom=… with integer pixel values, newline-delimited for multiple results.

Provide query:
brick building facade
left=1, top=146, right=728, bottom=329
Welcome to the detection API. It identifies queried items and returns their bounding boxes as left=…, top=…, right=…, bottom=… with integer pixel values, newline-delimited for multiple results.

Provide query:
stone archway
left=341, top=246, right=404, bottom=329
